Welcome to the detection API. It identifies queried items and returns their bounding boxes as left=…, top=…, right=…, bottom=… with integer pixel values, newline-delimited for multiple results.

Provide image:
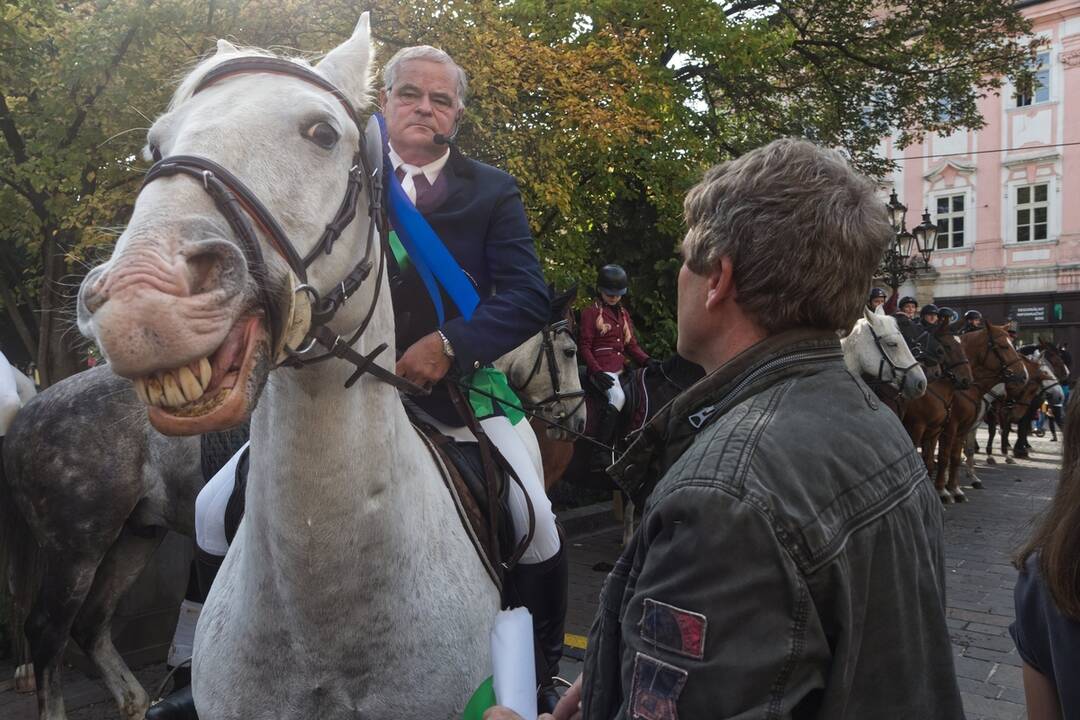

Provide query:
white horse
left=841, top=306, right=927, bottom=401
left=78, top=16, right=497, bottom=719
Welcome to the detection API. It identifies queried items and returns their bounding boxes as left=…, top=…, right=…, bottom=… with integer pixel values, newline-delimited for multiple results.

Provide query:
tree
left=1, top=0, right=1033, bottom=377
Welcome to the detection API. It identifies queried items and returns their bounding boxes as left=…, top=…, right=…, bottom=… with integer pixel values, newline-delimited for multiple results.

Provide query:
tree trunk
left=36, top=228, right=82, bottom=387
left=0, top=267, right=38, bottom=360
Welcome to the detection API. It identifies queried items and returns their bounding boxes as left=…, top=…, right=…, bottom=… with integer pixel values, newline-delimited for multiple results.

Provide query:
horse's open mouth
left=134, top=315, right=268, bottom=435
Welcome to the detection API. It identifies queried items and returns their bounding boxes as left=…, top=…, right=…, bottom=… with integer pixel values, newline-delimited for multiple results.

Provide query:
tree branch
left=0, top=94, right=29, bottom=164
left=62, top=22, right=141, bottom=148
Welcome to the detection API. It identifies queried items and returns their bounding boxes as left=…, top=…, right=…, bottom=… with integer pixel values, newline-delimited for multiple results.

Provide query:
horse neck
left=242, top=276, right=430, bottom=579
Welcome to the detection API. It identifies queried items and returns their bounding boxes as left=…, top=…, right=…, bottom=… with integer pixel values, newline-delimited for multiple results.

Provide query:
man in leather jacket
left=487, top=139, right=961, bottom=720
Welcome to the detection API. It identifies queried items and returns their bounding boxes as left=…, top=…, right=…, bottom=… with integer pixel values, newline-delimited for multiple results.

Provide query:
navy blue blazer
left=387, top=146, right=550, bottom=424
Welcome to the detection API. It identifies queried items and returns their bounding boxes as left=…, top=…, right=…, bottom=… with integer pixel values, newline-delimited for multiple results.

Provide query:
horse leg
left=25, top=549, right=100, bottom=720
left=946, top=427, right=966, bottom=502
left=964, top=427, right=983, bottom=489
left=986, top=417, right=997, bottom=464
left=925, top=430, right=951, bottom=502
left=1004, top=421, right=1017, bottom=463
left=71, top=528, right=167, bottom=720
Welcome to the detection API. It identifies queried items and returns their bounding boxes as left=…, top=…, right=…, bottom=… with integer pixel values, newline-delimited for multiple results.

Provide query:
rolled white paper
left=491, top=607, right=537, bottom=720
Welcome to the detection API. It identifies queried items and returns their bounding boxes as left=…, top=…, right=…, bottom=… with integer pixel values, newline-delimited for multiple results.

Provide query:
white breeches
left=604, top=372, right=625, bottom=411
left=193, top=419, right=560, bottom=565
left=194, top=442, right=247, bottom=556
left=0, top=352, right=20, bottom=436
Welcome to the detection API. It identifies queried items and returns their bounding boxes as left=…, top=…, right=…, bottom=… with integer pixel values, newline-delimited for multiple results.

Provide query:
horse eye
left=304, top=121, right=339, bottom=149
left=563, top=348, right=575, bottom=358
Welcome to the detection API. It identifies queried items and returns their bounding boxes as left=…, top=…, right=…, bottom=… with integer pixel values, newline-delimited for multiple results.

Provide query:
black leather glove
left=590, top=371, right=615, bottom=392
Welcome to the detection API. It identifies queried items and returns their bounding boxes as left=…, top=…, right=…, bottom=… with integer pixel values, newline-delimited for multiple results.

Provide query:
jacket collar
left=610, top=327, right=843, bottom=505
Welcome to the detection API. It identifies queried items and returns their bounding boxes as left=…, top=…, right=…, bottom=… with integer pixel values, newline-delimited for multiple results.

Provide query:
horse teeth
left=178, top=366, right=204, bottom=402
left=133, top=378, right=150, bottom=405
left=146, top=376, right=165, bottom=406
left=162, top=372, right=186, bottom=407
left=198, top=356, right=212, bottom=389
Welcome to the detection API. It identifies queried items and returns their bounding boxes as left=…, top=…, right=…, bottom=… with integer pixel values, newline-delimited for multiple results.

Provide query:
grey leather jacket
left=581, top=329, right=964, bottom=719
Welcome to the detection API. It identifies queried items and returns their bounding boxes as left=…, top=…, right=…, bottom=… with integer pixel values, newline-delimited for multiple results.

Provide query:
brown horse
left=933, top=325, right=1026, bottom=502
left=902, top=325, right=974, bottom=477
left=984, top=355, right=1057, bottom=464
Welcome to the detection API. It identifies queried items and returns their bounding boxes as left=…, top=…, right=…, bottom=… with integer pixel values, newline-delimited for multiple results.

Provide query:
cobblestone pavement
left=0, top=429, right=1060, bottom=719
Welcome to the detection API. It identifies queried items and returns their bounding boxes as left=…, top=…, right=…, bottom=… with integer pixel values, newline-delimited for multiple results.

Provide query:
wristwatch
left=436, top=330, right=456, bottom=359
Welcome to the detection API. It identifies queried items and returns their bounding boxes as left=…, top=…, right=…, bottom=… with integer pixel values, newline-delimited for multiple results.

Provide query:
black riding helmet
left=899, top=296, right=918, bottom=309
left=597, top=264, right=628, bottom=297
left=920, top=303, right=940, bottom=318
left=868, top=287, right=887, bottom=300
left=964, top=310, right=983, bottom=321
left=938, top=307, right=958, bottom=324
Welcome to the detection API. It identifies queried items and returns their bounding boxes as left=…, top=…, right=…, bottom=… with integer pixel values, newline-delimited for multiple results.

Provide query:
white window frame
left=1015, top=182, right=1050, bottom=243
left=1004, top=175, right=1059, bottom=245
left=1016, top=50, right=1052, bottom=107
left=932, top=191, right=968, bottom=250
left=927, top=187, right=974, bottom=251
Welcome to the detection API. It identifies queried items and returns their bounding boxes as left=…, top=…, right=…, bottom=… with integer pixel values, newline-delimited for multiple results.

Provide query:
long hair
left=1015, top=386, right=1080, bottom=618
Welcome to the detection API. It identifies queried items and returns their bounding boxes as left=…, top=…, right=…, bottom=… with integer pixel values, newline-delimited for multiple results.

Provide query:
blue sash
left=376, top=114, right=479, bottom=325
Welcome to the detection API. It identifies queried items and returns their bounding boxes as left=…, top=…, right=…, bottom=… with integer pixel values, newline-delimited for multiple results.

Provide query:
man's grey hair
left=382, top=45, right=468, bottom=108
left=682, top=138, right=892, bottom=333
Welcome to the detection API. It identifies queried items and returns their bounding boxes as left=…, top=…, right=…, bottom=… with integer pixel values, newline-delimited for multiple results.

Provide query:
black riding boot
left=145, top=549, right=223, bottom=720
left=590, top=403, right=620, bottom=473
left=508, top=547, right=569, bottom=715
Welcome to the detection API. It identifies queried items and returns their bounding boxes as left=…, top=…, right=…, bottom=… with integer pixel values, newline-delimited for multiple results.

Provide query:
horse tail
left=0, top=428, right=43, bottom=670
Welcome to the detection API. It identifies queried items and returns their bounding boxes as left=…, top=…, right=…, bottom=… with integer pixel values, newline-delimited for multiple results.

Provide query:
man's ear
left=704, top=258, right=735, bottom=311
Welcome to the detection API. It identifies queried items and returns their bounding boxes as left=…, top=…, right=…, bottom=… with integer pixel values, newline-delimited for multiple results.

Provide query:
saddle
left=403, top=391, right=519, bottom=591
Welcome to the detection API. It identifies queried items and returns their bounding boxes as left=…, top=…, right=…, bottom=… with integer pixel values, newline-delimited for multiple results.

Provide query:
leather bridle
left=865, top=324, right=920, bottom=390
left=513, top=319, right=586, bottom=423
left=975, top=331, right=1028, bottom=387
left=141, top=56, right=424, bottom=394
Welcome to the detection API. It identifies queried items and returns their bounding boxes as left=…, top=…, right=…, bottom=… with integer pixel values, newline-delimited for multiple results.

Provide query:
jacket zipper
left=687, top=348, right=843, bottom=429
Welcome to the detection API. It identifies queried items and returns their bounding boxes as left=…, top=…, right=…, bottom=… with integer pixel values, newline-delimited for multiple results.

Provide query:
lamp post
left=878, top=190, right=937, bottom=291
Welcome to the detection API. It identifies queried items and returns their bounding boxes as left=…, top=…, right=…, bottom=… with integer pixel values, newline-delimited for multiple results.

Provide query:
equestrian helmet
left=899, top=296, right=918, bottom=309
left=964, top=310, right=983, bottom=321
left=868, top=287, right=887, bottom=300
left=920, top=303, right=940, bottom=318
left=597, top=264, right=628, bottom=296
left=938, top=307, right=958, bottom=323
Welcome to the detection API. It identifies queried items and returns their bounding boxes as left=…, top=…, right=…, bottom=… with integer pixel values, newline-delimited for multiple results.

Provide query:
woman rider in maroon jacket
left=580, top=264, right=655, bottom=469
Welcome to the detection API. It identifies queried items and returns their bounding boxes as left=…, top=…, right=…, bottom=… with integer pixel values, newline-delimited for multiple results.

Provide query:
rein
left=864, top=324, right=919, bottom=390
left=141, top=56, right=424, bottom=395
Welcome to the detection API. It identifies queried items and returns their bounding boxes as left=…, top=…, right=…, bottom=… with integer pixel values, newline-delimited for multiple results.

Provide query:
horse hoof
left=939, top=492, right=953, bottom=505
left=953, top=490, right=967, bottom=502
left=14, top=663, right=35, bottom=693
left=1006, top=457, right=1016, bottom=465
left=986, top=457, right=997, bottom=465
left=971, top=480, right=983, bottom=489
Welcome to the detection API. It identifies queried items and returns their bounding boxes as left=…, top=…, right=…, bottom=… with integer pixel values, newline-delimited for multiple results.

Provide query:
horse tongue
left=207, top=317, right=257, bottom=394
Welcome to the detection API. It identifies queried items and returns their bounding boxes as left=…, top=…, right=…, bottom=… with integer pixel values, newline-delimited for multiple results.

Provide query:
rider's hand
left=589, top=371, right=615, bottom=392
left=396, top=332, right=453, bottom=389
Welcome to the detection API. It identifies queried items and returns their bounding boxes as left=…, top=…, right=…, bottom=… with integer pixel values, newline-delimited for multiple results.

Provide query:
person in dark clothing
left=487, top=138, right=961, bottom=720
left=1013, top=389, right=1080, bottom=719
left=579, top=264, right=655, bottom=470
left=919, top=303, right=940, bottom=331
left=960, top=309, right=984, bottom=334
left=898, top=295, right=919, bottom=320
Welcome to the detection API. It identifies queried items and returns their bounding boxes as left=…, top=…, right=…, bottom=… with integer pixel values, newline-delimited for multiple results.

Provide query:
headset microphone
left=433, top=123, right=460, bottom=146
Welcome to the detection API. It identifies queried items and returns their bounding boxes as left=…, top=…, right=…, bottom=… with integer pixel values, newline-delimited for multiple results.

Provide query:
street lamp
left=877, top=191, right=936, bottom=291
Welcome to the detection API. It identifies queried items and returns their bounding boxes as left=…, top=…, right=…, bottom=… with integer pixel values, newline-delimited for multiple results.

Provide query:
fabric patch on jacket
left=630, top=651, right=688, bottom=720
left=639, top=598, right=707, bottom=660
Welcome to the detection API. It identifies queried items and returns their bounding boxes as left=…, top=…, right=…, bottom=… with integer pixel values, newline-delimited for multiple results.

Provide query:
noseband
left=514, top=320, right=585, bottom=421
left=978, top=332, right=1027, bottom=386
left=866, top=324, right=919, bottom=390
left=141, top=57, right=422, bottom=394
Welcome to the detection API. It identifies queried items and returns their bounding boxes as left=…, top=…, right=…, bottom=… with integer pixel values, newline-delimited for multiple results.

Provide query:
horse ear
left=863, top=306, right=876, bottom=324
left=316, top=12, right=373, bottom=110
left=874, top=305, right=886, bottom=317
left=567, top=282, right=579, bottom=304
left=215, top=39, right=239, bottom=56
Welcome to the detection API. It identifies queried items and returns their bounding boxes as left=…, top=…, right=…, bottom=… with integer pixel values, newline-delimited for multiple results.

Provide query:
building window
left=1016, top=183, right=1049, bottom=242
left=1017, top=51, right=1050, bottom=107
left=935, top=194, right=965, bottom=249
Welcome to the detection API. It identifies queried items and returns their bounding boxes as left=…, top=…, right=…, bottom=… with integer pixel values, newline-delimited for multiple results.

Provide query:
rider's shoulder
left=451, top=150, right=518, bottom=188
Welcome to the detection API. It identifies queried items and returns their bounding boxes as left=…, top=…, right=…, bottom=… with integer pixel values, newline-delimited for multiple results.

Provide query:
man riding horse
left=150, top=45, right=567, bottom=718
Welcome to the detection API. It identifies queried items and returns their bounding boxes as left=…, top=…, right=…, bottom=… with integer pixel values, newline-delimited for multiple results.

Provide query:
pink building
left=881, top=0, right=1080, bottom=349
